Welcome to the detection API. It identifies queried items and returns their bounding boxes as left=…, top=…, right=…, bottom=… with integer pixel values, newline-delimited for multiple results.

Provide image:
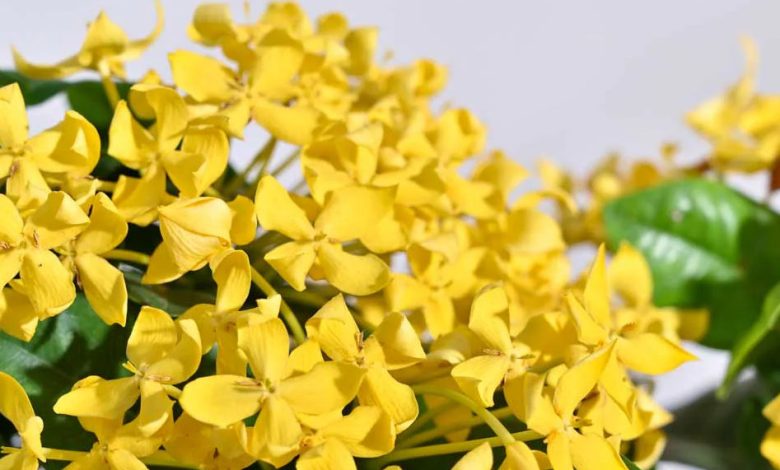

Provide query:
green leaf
left=621, top=456, right=642, bottom=470
left=0, top=295, right=128, bottom=450
left=721, top=281, right=780, bottom=395
left=0, top=69, right=68, bottom=105
left=603, top=178, right=780, bottom=349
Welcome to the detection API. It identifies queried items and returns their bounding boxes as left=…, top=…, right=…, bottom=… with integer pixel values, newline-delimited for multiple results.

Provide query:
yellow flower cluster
left=0, top=2, right=698, bottom=470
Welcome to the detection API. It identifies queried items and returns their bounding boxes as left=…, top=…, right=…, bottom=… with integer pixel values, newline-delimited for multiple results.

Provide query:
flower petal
left=371, top=312, right=426, bottom=370
left=317, top=242, right=390, bottom=296
left=127, top=306, right=178, bottom=368
left=453, top=442, right=493, bottom=470
left=251, top=98, right=320, bottom=146
left=249, top=395, right=302, bottom=467
left=569, top=432, right=627, bottom=470
left=75, top=193, right=128, bottom=255
left=358, top=367, right=418, bottom=432
left=0, top=287, right=38, bottom=341
left=617, top=334, right=696, bottom=375
left=452, top=355, right=510, bottom=408
left=305, top=294, right=360, bottom=362
left=53, top=376, right=139, bottom=419
left=264, top=241, right=317, bottom=292
left=75, top=253, right=127, bottom=326
left=237, top=317, right=289, bottom=384
left=322, top=406, right=395, bottom=457
left=279, top=362, right=364, bottom=416
left=24, top=192, right=89, bottom=250
left=554, top=343, right=614, bottom=419
left=0, top=83, right=28, bottom=147
left=228, top=195, right=257, bottom=246
left=169, top=50, right=238, bottom=102
left=254, top=175, right=315, bottom=240
left=145, top=318, right=202, bottom=384
left=20, top=248, right=75, bottom=318
left=211, top=249, right=250, bottom=313
left=179, top=375, right=263, bottom=427
left=315, top=186, right=395, bottom=242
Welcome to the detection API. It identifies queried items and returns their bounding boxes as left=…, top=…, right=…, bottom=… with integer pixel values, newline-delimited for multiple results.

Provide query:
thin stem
left=224, top=137, right=277, bottom=196
left=104, top=249, right=150, bottom=265
left=250, top=266, right=306, bottom=345
left=411, top=384, right=515, bottom=447
left=398, top=407, right=514, bottom=449
left=2, top=447, right=197, bottom=469
left=370, top=429, right=542, bottom=467
left=100, top=73, right=121, bottom=109
left=270, top=149, right=300, bottom=177
left=399, top=402, right=456, bottom=438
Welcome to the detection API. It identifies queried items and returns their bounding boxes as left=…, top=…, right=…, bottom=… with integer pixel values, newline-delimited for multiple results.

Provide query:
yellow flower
left=451, top=285, right=540, bottom=408
left=169, top=47, right=321, bottom=143
left=109, top=84, right=229, bottom=225
left=181, top=249, right=280, bottom=374
left=179, top=317, right=364, bottom=467
left=54, top=307, right=201, bottom=437
left=12, top=1, right=163, bottom=79
left=453, top=441, right=542, bottom=470
left=0, top=83, right=100, bottom=212
left=165, top=412, right=255, bottom=469
left=386, top=239, right=483, bottom=338
left=62, top=193, right=129, bottom=326
left=0, top=191, right=89, bottom=318
left=296, top=406, right=395, bottom=470
left=306, top=295, right=426, bottom=432
left=64, top=380, right=171, bottom=470
left=688, top=37, right=780, bottom=172
left=761, top=394, right=780, bottom=467
left=507, top=348, right=627, bottom=470
left=143, top=197, right=235, bottom=284
left=255, top=175, right=392, bottom=296
left=0, top=286, right=37, bottom=341
left=0, top=371, right=45, bottom=470
left=566, top=245, right=696, bottom=376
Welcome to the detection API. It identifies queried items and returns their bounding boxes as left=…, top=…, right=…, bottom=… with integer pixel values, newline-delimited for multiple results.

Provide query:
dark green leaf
left=0, top=69, right=68, bottom=105
left=603, top=178, right=780, bottom=349
left=721, top=282, right=780, bottom=394
left=0, top=295, right=128, bottom=450
left=621, top=456, right=642, bottom=470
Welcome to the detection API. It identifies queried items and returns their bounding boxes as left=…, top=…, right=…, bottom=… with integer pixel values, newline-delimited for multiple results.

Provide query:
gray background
left=4, top=2, right=779, bottom=469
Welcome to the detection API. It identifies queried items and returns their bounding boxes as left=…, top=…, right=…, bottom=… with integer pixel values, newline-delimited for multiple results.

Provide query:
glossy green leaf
left=721, top=281, right=780, bottom=395
left=621, top=456, right=642, bottom=470
left=0, top=69, right=68, bottom=105
left=0, top=294, right=128, bottom=450
left=603, top=178, right=780, bottom=349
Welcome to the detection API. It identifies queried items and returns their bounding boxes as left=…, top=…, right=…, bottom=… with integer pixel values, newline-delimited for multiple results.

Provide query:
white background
left=3, top=1, right=780, bottom=469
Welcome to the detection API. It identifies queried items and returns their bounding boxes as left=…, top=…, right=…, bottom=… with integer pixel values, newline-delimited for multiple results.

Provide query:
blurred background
left=3, top=1, right=780, bottom=468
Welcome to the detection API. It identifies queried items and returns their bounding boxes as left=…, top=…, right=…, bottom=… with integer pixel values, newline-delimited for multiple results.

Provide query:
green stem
left=399, top=402, right=456, bottom=438
left=100, top=73, right=120, bottom=109
left=398, top=407, right=514, bottom=449
left=370, top=430, right=542, bottom=467
left=224, top=137, right=277, bottom=196
left=250, top=266, right=306, bottom=345
left=2, top=447, right=197, bottom=469
left=411, top=385, right=515, bottom=447
left=104, top=249, right=150, bottom=265
left=270, top=149, right=300, bottom=177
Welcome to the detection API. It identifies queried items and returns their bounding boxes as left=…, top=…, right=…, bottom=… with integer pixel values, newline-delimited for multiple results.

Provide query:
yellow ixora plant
left=0, top=2, right=705, bottom=470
